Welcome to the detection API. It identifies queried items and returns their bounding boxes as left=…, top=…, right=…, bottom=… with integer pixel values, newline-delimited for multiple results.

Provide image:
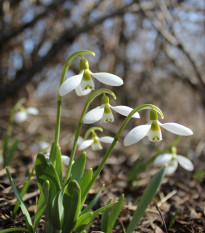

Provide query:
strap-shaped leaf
left=126, top=166, right=166, bottom=233
left=62, top=180, right=81, bottom=233
left=73, top=213, right=93, bottom=232
left=51, top=187, right=65, bottom=230
left=13, top=167, right=35, bottom=218
left=49, top=142, right=63, bottom=182
left=107, top=194, right=124, bottom=232
left=71, top=152, right=86, bottom=182
left=85, top=202, right=116, bottom=231
left=4, top=139, right=19, bottom=166
left=79, top=168, right=93, bottom=204
left=35, top=153, right=61, bottom=221
left=6, top=167, right=33, bottom=233
left=81, top=185, right=104, bottom=215
left=101, top=200, right=112, bottom=232
left=33, top=180, right=50, bottom=232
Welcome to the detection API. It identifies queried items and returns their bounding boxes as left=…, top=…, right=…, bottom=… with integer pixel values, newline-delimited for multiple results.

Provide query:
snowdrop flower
left=154, top=149, right=194, bottom=175
left=30, top=141, right=50, bottom=154
left=84, top=95, right=140, bottom=124
left=59, top=57, right=123, bottom=96
left=79, top=132, right=114, bottom=151
left=14, top=107, right=39, bottom=123
left=124, top=110, right=193, bottom=146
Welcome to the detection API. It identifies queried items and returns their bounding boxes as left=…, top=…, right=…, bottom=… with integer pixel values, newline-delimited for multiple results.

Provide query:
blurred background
left=0, top=0, right=204, bottom=163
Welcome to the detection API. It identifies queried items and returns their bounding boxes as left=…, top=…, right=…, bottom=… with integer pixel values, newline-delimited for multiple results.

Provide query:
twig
left=156, top=205, right=169, bottom=233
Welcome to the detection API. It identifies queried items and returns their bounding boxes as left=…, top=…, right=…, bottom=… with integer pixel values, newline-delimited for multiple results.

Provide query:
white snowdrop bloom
left=14, top=111, right=28, bottom=123
left=154, top=153, right=194, bottom=175
left=79, top=135, right=114, bottom=151
left=84, top=95, right=140, bottom=124
left=59, top=57, right=123, bottom=96
left=26, top=107, right=39, bottom=115
left=14, top=107, right=39, bottom=123
left=124, top=110, right=193, bottom=146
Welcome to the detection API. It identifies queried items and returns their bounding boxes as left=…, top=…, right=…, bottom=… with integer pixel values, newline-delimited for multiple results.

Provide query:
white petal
left=26, top=107, right=39, bottom=115
left=39, top=141, right=50, bottom=150
left=83, top=106, right=104, bottom=124
left=80, top=78, right=95, bottom=90
left=147, top=127, right=162, bottom=142
left=111, top=105, right=140, bottom=118
left=124, top=124, right=151, bottom=146
left=61, top=155, right=70, bottom=166
left=166, top=160, right=178, bottom=175
left=59, top=73, right=83, bottom=96
left=176, top=155, right=194, bottom=171
left=101, top=111, right=114, bottom=123
left=154, top=153, right=172, bottom=165
left=75, top=84, right=92, bottom=96
left=99, top=136, right=114, bottom=143
left=90, top=72, right=123, bottom=86
left=91, top=140, right=102, bottom=150
left=14, top=111, right=28, bottom=123
left=159, top=122, right=193, bottom=136
left=78, top=139, right=94, bottom=150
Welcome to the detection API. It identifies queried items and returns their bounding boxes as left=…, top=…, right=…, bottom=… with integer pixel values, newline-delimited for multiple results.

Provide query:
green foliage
left=126, top=166, right=166, bottom=233
left=49, top=142, right=63, bottom=182
left=62, top=180, right=81, bottom=233
left=71, top=151, right=86, bottom=181
left=33, top=180, right=50, bottom=232
left=101, top=194, right=124, bottom=233
left=193, top=167, right=205, bottom=182
left=6, top=167, right=33, bottom=232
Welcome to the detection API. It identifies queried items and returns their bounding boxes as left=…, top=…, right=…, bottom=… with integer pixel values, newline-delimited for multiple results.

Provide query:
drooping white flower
left=154, top=153, right=194, bottom=175
left=124, top=110, right=193, bottom=146
left=84, top=95, right=140, bottom=124
left=59, top=57, right=123, bottom=96
left=79, top=135, right=114, bottom=151
left=14, top=107, right=39, bottom=123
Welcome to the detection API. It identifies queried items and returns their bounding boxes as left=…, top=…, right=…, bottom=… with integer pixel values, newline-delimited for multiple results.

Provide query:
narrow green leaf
left=81, top=185, right=104, bottom=215
left=62, top=180, right=81, bottom=233
left=85, top=202, right=117, bottom=230
left=13, top=167, right=35, bottom=218
left=49, top=142, right=63, bottom=182
left=71, top=152, right=86, bottom=182
left=79, top=168, right=93, bottom=203
left=126, top=166, right=166, bottom=233
left=6, top=167, right=33, bottom=233
left=108, top=194, right=124, bottom=233
left=35, top=153, right=61, bottom=221
left=51, top=187, right=65, bottom=230
left=33, top=180, right=50, bottom=231
left=4, top=139, right=19, bottom=166
left=101, top=200, right=112, bottom=232
left=73, top=213, right=93, bottom=232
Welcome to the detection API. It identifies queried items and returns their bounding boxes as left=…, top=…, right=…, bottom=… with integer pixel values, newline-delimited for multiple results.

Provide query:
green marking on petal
left=82, top=70, right=91, bottom=81
left=104, top=104, right=111, bottom=114
left=150, top=121, right=160, bottom=131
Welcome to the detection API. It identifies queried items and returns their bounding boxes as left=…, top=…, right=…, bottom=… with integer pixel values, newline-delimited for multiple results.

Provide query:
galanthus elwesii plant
left=2, top=50, right=193, bottom=233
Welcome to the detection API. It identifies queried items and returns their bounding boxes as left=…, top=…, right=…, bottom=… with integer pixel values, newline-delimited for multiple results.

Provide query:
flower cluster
left=59, top=54, right=194, bottom=176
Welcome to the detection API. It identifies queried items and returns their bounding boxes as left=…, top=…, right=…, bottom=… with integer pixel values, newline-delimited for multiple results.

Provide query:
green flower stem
left=53, top=50, right=95, bottom=147
left=64, top=89, right=116, bottom=186
left=3, top=98, right=26, bottom=167
left=0, top=228, right=29, bottom=233
left=84, top=126, right=103, bottom=140
left=82, top=104, right=163, bottom=201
